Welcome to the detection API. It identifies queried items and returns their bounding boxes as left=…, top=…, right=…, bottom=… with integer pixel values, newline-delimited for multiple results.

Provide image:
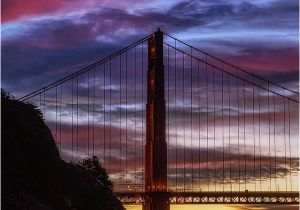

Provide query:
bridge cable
left=253, top=79, right=256, bottom=191
left=93, top=66, right=95, bottom=157
left=119, top=54, right=122, bottom=185
left=182, top=52, right=186, bottom=191
left=258, top=87, right=262, bottom=191
left=43, top=91, right=46, bottom=117
left=104, top=63, right=106, bottom=167
left=109, top=58, right=112, bottom=173
left=191, top=47, right=194, bottom=191
left=237, top=69, right=241, bottom=192
left=88, top=70, right=90, bottom=156
left=175, top=40, right=178, bottom=191
left=205, top=54, right=209, bottom=191
left=236, top=69, right=241, bottom=192
left=213, top=67, right=216, bottom=192
left=134, top=46, right=137, bottom=186
left=268, top=83, right=271, bottom=191
left=60, top=84, right=62, bottom=154
left=243, top=81, right=246, bottom=191
left=167, top=45, right=170, bottom=189
left=162, top=32, right=299, bottom=96
left=141, top=42, right=144, bottom=187
left=273, top=89, right=277, bottom=190
left=19, top=34, right=151, bottom=101
left=76, top=75, right=79, bottom=155
left=163, top=42, right=299, bottom=103
left=197, top=60, right=201, bottom=192
left=72, top=78, right=74, bottom=160
left=283, top=93, right=287, bottom=192
left=125, top=50, right=128, bottom=185
left=56, top=86, right=58, bottom=144
left=228, top=73, right=232, bottom=192
left=288, top=100, right=292, bottom=191
left=222, top=66, right=225, bottom=192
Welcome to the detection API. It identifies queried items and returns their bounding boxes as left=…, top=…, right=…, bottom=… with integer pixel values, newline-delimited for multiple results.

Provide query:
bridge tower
left=144, top=29, right=169, bottom=210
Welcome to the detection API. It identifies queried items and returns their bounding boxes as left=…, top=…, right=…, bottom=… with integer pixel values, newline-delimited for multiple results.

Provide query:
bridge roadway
left=116, top=191, right=299, bottom=205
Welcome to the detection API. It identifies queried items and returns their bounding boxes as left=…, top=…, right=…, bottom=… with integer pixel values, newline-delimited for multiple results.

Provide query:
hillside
left=1, top=91, right=124, bottom=210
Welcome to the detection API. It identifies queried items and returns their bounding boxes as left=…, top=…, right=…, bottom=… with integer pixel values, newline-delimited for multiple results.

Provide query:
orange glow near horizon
left=124, top=204, right=300, bottom=210
left=124, top=205, right=239, bottom=210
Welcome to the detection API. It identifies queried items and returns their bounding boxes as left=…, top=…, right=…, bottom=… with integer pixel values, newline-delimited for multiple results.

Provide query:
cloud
left=1, top=0, right=62, bottom=22
left=2, top=0, right=298, bottom=97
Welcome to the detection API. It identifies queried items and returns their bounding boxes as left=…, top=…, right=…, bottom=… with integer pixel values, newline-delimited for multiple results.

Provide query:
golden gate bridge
left=19, top=29, right=299, bottom=209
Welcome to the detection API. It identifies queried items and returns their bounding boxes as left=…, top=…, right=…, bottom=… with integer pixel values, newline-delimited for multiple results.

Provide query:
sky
left=1, top=0, right=299, bottom=209
left=2, top=0, right=299, bottom=94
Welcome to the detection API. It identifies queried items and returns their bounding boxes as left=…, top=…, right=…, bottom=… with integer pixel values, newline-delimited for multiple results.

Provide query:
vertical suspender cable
left=38, top=93, right=41, bottom=113
left=109, top=58, right=112, bottom=173
left=268, top=83, right=271, bottom=191
left=60, top=85, right=62, bottom=154
left=77, top=75, right=79, bottom=155
left=243, top=81, right=246, bottom=190
left=237, top=69, right=240, bottom=191
left=104, top=63, right=106, bottom=167
left=222, top=66, right=225, bottom=192
left=134, top=47, right=137, bottom=186
left=258, top=88, right=262, bottom=191
left=93, top=67, right=95, bottom=157
left=182, top=52, right=185, bottom=191
left=141, top=43, right=144, bottom=186
left=198, top=61, right=201, bottom=191
left=167, top=45, right=170, bottom=188
left=56, top=87, right=58, bottom=143
left=283, top=92, right=287, bottom=192
left=175, top=40, right=178, bottom=191
left=190, top=48, right=193, bottom=191
left=288, top=100, right=292, bottom=191
left=273, top=90, right=277, bottom=190
left=88, top=71, right=90, bottom=156
left=228, top=73, right=232, bottom=192
left=43, top=91, right=46, bottom=116
left=72, top=79, right=74, bottom=160
left=213, top=67, right=216, bottom=192
left=39, top=93, right=42, bottom=114
left=125, top=50, right=128, bottom=185
left=119, top=54, right=122, bottom=184
left=205, top=55, right=209, bottom=191
left=253, top=79, right=256, bottom=191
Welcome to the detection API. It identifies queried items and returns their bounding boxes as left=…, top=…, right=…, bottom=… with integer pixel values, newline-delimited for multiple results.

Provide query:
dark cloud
left=2, top=0, right=298, bottom=96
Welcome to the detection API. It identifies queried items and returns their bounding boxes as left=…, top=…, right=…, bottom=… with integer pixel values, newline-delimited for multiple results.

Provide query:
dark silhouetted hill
left=1, top=91, right=124, bottom=210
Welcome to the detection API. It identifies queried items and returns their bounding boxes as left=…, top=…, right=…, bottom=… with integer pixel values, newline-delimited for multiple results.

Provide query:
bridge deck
left=116, top=191, right=299, bottom=204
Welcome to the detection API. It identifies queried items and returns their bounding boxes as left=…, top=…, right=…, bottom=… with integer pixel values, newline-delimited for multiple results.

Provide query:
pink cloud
left=224, top=48, right=299, bottom=73
left=2, top=0, right=63, bottom=22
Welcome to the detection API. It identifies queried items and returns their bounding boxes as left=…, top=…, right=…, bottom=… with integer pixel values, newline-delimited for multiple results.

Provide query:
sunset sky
left=2, top=0, right=299, bottom=209
left=2, top=0, right=299, bottom=94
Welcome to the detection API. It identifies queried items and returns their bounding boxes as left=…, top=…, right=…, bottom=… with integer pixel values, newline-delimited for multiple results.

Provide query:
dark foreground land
left=2, top=91, right=124, bottom=210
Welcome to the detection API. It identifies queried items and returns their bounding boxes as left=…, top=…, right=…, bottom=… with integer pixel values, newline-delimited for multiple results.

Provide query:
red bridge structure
left=19, top=29, right=299, bottom=210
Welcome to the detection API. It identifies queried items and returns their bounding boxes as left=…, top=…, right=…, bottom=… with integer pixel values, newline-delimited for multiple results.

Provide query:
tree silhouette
left=80, top=156, right=113, bottom=190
